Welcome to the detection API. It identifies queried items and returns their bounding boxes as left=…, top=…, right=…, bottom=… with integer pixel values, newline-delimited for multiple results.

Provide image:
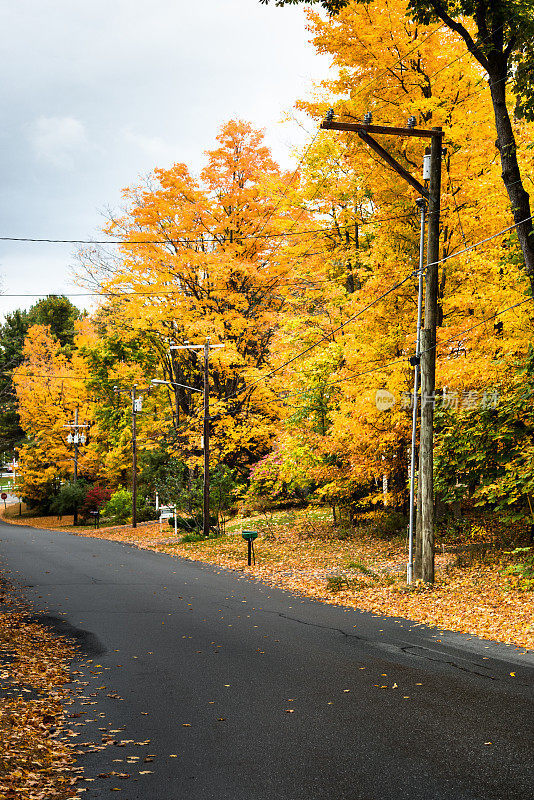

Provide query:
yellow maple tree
left=13, top=323, right=97, bottom=508
left=267, top=0, right=534, bottom=511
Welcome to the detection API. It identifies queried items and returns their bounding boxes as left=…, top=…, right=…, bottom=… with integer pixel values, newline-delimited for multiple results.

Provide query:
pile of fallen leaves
left=0, top=586, right=79, bottom=799
left=3, top=507, right=533, bottom=651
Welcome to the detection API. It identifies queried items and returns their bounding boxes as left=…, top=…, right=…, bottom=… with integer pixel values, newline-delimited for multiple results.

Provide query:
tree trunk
left=488, top=62, right=534, bottom=294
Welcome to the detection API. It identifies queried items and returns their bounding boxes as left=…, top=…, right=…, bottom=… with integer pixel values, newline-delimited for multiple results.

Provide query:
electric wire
left=212, top=213, right=534, bottom=402
left=428, top=214, right=534, bottom=268
left=5, top=218, right=532, bottom=402
left=225, top=270, right=418, bottom=401
left=0, top=214, right=413, bottom=247
left=7, top=297, right=531, bottom=419
left=234, top=296, right=533, bottom=414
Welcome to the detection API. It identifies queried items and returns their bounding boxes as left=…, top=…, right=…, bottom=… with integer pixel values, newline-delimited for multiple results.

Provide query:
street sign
left=159, top=505, right=177, bottom=536
left=1, top=492, right=7, bottom=500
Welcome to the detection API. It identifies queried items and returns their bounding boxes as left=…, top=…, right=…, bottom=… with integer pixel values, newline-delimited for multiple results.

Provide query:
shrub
left=169, top=514, right=217, bottom=531
left=171, top=514, right=201, bottom=531
left=81, top=485, right=111, bottom=517
left=49, top=480, right=88, bottom=517
left=370, top=511, right=407, bottom=539
left=502, top=547, right=534, bottom=591
left=180, top=532, right=205, bottom=543
left=244, top=451, right=307, bottom=510
left=103, top=489, right=132, bottom=524
left=136, top=505, right=157, bottom=523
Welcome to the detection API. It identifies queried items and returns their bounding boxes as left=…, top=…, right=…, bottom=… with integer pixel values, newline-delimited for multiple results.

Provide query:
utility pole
left=321, top=111, right=443, bottom=583
left=170, top=338, right=223, bottom=538
left=73, top=406, right=79, bottom=526
left=407, top=197, right=427, bottom=584
left=114, top=385, right=143, bottom=528
left=420, top=130, right=443, bottom=582
left=74, top=406, right=79, bottom=485
left=64, top=406, right=88, bottom=525
left=132, top=386, right=138, bottom=529
left=203, top=338, right=210, bottom=540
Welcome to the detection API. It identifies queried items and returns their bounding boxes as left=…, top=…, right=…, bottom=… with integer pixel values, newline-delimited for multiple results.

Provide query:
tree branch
left=417, top=0, right=491, bottom=71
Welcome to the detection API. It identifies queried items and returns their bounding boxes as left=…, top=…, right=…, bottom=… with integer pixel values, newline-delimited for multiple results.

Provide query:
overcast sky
left=0, top=0, right=330, bottom=320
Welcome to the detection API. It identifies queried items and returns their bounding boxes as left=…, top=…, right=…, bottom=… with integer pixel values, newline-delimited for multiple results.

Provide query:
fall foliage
left=4, top=4, right=534, bottom=798
left=6, top=1, right=534, bottom=599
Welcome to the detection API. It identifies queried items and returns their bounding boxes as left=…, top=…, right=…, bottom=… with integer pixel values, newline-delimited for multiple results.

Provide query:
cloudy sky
left=0, top=0, right=330, bottom=319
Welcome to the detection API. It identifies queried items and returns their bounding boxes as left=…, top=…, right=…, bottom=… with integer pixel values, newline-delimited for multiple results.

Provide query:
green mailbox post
left=242, top=530, right=258, bottom=566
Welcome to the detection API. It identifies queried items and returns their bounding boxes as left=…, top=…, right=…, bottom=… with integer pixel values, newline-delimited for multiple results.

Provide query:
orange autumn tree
left=78, top=120, right=314, bottom=479
left=264, top=0, right=534, bottom=515
left=13, top=323, right=96, bottom=510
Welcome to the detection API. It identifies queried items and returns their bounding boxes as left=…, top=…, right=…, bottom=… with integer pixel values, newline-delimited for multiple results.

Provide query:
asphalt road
left=1, top=519, right=533, bottom=800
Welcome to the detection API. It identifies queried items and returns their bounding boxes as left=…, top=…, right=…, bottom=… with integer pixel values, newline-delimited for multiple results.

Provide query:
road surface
left=0, top=519, right=532, bottom=800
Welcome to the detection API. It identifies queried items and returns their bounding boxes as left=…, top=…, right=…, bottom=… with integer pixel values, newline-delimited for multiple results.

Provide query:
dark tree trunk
left=422, top=0, right=534, bottom=295
left=488, top=60, right=534, bottom=294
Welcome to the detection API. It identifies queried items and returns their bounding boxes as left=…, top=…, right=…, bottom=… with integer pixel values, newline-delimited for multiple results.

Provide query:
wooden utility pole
left=114, top=384, right=143, bottom=529
left=170, top=339, right=223, bottom=538
left=321, top=113, right=443, bottom=582
left=64, top=406, right=88, bottom=526
left=131, top=386, right=138, bottom=529
left=419, top=129, right=442, bottom=582
left=73, top=406, right=79, bottom=525
left=203, top=338, right=210, bottom=539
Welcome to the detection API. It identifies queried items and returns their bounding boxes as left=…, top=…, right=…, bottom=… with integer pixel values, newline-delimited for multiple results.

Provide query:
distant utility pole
left=171, top=338, right=223, bottom=538
left=64, top=406, right=88, bottom=525
left=321, top=111, right=443, bottom=582
left=114, top=385, right=143, bottom=528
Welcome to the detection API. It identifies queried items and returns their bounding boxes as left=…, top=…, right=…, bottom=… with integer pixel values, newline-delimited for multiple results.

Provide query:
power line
left=246, top=26, right=441, bottom=243
left=429, top=214, right=534, bottom=268
left=226, top=271, right=418, bottom=401
left=222, top=213, right=534, bottom=401
left=5, top=271, right=419, bottom=388
left=8, top=296, right=531, bottom=421
left=6, top=218, right=532, bottom=406
left=244, top=296, right=533, bottom=414
left=7, top=209, right=527, bottom=306
left=0, top=213, right=415, bottom=248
